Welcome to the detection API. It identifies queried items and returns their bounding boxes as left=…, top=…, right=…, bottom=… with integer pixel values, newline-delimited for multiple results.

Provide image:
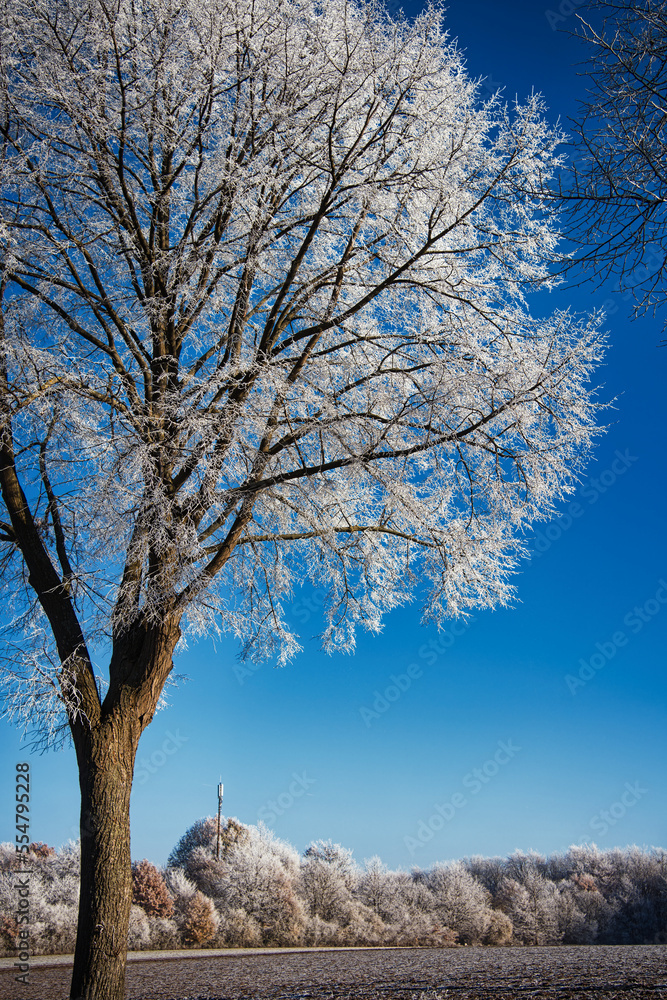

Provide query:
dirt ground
left=1, top=944, right=666, bottom=999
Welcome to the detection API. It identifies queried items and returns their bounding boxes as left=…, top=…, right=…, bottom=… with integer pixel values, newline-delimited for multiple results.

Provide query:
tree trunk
left=69, top=713, right=139, bottom=1000
left=68, top=618, right=181, bottom=1000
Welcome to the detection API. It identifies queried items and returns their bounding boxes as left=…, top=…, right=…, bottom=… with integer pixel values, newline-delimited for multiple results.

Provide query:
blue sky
left=1, top=0, right=666, bottom=871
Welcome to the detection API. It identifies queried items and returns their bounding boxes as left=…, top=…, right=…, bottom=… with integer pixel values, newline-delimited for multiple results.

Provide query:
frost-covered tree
left=300, top=840, right=357, bottom=924
left=167, top=817, right=220, bottom=874
left=212, top=826, right=305, bottom=944
left=463, top=854, right=508, bottom=899
left=495, top=876, right=538, bottom=945
left=556, top=874, right=604, bottom=944
left=426, top=861, right=493, bottom=944
left=0, top=0, right=605, bottom=994
left=559, top=0, right=667, bottom=328
left=0, top=841, right=80, bottom=956
left=357, top=856, right=394, bottom=917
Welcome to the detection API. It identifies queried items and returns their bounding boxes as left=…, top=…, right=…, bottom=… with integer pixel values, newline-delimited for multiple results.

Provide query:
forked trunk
left=69, top=715, right=139, bottom=1000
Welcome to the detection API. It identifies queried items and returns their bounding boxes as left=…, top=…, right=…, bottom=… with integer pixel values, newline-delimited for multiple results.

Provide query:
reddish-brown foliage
left=182, top=892, right=218, bottom=946
left=132, top=860, right=174, bottom=918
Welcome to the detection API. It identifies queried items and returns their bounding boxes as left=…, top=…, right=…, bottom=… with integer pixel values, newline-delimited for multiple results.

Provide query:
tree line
left=1, top=821, right=665, bottom=955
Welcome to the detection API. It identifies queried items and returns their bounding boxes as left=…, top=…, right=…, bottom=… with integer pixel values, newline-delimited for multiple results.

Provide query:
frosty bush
left=182, top=892, right=220, bottom=946
left=132, top=860, right=174, bottom=918
left=146, top=916, right=181, bottom=950
left=127, top=906, right=151, bottom=951
left=483, top=909, right=514, bottom=946
left=218, top=907, right=263, bottom=948
left=301, top=913, right=343, bottom=947
left=0, top=915, right=18, bottom=952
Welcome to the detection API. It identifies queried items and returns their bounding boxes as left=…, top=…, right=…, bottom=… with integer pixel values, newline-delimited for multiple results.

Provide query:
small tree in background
left=426, top=862, right=494, bottom=945
left=131, top=860, right=174, bottom=918
left=168, top=818, right=219, bottom=873
left=27, top=842, right=56, bottom=860
left=182, top=891, right=219, bottom=946
left=357, top=856, right=394, bottom=918
left=483, top=908, right=514, bottom=946
left=0, top=916, right=18, bottom=952
left=301, top=841, right=357, bottom=924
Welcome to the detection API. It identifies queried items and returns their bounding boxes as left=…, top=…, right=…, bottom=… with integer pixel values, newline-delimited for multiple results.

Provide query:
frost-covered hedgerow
left=1, top=830, right=665, bottom=955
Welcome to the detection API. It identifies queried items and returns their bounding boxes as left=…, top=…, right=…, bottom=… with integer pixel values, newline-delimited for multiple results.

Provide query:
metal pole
left=216, top=781, right=224, bottom=860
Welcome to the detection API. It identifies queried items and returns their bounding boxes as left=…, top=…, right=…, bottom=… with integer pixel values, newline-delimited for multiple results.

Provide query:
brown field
left=1, top=945, right=666, bottom=999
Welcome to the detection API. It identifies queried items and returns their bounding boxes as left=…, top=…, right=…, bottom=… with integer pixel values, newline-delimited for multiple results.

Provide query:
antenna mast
left=216, top=781, right=224, bottom=860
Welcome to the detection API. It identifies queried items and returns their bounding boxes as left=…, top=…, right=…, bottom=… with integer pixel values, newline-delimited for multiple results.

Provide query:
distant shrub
left=302, top=914, right=343, bottom=946
left=132, top=860, right=174, bottom=918
left=146, top=915, right=180, bottom=950
left=182, top=891, right=219, bottom=946
left=31, top=901, right=78, bottom=955
left=0, top=915, right=18, bottom=950
left=28, top=842, right=55, bottom=859
left=127, top=905, right=151, bottom=950
left=484, top=909, right=513, bottom=946
left=218, top=907, right=262, bottom=947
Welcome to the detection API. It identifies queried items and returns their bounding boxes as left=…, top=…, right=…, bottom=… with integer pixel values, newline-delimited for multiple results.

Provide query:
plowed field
left=1, top=944, right=666, bottom=999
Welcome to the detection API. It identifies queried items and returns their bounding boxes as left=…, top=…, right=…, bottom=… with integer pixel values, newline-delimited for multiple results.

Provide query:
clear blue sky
left=2, top=0, right=666, bottom=871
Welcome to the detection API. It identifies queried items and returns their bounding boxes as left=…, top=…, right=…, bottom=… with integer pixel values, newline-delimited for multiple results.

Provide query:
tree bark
left=69, top=618, right=181, bottom=1000
left=70, top=715, right=138, bottom=1000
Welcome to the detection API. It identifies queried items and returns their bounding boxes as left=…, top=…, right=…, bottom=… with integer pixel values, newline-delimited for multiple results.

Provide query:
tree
left=131, top=860, right=174, bottom=918
left=357, top=855, right=393, bottom=917
left=0, top=0, right=604, bottom=994
left=560, top=0, right=667, bottom=328
left=167, top=817, right=220, bottom=874
left=300, top=840, right=357, bottom=924
left=181, top=891, right=219, bottom=946
left=425, top=862, right=493, bottom=944
left=195, top=824, right=306, bottom=944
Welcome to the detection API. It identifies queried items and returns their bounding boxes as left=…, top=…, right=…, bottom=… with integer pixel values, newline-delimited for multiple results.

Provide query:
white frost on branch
left=0, top=0, right=606, bottom=733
